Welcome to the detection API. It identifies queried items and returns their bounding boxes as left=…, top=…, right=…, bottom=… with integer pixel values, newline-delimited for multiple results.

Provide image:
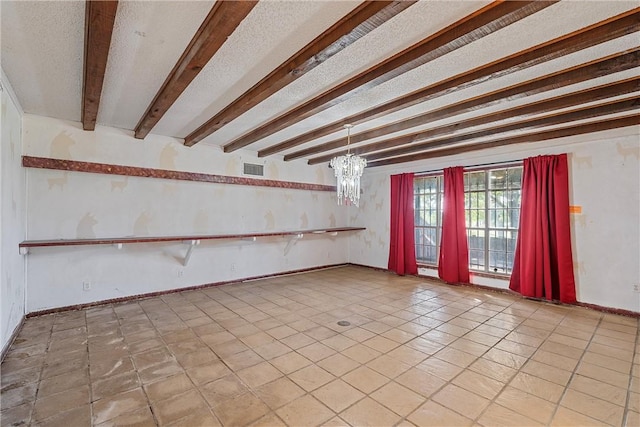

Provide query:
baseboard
left=347, top=263, right=390, bottom=273
left=27, top=263, right=348, bottom=318
left=1, top=315, right=26, bottom=363
left=350, top=263, right=640, bottom=318
left=572, top=301, right=640, bottom=318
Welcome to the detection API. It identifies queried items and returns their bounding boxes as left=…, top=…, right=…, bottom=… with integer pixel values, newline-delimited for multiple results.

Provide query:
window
left=414, top=175, right=443, bottom=265
left=414, top=166, right=522, bottom=275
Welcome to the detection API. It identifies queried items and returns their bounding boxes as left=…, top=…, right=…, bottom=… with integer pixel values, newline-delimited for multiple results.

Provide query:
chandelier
left=330, top=124, right=367, bottom=207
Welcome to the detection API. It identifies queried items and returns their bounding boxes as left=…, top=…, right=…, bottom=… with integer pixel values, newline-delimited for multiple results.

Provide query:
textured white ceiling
left=1, top=0, right=638, bottom=164
left=153, top=0, right=364, bottom=137
left=1, top=0, right=84, bottom=121
left=246, top=0, right=639, bottom=152
left=283, top=33, right=640, bottom=157
left=98, top=0, right=215, bottom=130
left=187, top=0, right=489, bottom=144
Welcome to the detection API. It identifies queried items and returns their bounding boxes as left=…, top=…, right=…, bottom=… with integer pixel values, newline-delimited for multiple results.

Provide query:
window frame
left=413, top=163, right=522, bottom=276
left=413, top=174, right=443, bottom=266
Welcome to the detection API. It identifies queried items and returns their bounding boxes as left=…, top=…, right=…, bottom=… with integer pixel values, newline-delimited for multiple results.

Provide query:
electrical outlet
left=230, top=263, right=236, bottom=272
left=633, top=284, right=640, bottom=293
left=82, top=281, right=91, bottom=291
left=177, top=269, right=184, bottom=278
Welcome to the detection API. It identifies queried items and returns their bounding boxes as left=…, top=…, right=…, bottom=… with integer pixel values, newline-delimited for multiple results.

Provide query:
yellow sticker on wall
left=569, top=205, right=582, bottom=214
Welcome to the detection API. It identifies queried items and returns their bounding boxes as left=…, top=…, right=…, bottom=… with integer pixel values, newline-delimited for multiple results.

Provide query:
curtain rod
left=414, top=159, right=523, bottom=177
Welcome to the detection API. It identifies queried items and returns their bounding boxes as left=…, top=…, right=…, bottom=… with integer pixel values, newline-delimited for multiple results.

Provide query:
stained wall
left=349, top=126, right=640, bottom=313
left=1, top=69, right=26, bottom=353
left=22, top=115, right=350, bottom=312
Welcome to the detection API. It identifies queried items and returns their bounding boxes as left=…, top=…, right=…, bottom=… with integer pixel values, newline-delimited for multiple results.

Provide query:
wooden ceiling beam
left=261, top=8, right=639, bottom=158
left=183, top=1, right=416, bottom=147
left=82, top=0, right=119, bottom=131
left=362, top=101, right=638, bottom=165
left=134, top=1, right=258, bottom=139
left=221, top=1, right=556, bottom=153
left=367, top=115, right=640, bottom=167
left=302, top=51, right=639, bottom=164
left=361, top=97, right=639, bottom=162
left=308, top=77, right=639, bottom=165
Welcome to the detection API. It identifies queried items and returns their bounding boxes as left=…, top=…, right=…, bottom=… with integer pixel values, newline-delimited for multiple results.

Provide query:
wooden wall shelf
left=19, top=227, right=365, bottom=249
left=19, top=227, right=366, bottom=265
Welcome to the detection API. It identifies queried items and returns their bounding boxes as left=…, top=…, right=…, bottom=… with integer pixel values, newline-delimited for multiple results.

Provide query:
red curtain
left=388, top=173, right=417, bottom=275
left=509, top=154, right=576, bottom=303
left=438, top=167, right=470, bottom=283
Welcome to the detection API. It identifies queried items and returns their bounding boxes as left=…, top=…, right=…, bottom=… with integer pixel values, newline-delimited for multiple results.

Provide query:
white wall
left=23, top=115, right=350, bottom=312
left=15, top=114, right=640, bottom=314
left=1, top=69, right=26, bottom=353
left=349, top=126, right=640, bottom=313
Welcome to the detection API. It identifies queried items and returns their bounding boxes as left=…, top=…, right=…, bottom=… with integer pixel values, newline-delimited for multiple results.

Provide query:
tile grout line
left=457, top=298, right=537, bottom=425
left=546, top=313, right=604, bottom=425
left=398, top=292, right=605, bottom=425
left=161, top=290, right=299, bottom=426
left=31, top=313, right=56, bottom=425
left=323, top=286, right=518, bottom=425
left=118, top=304, right=160, bottom=427
left=231, top=275, right=494, bottom=424
left=145, top=274, right=632, bottom=426
left=371, top=282, right=538, bottom=424
left=217, top=285, right=437, bottom=425
left=407, top=294, right=535, bottom=425
left=84, top=311, right=95, bottom=426
left=167, top=301, right=270, bottom=426
left=5, top=267, right=638, bottom=427
left=622, top=319, right=640, bottom=427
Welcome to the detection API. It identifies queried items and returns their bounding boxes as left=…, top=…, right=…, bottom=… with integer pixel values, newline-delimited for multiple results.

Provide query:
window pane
left=489, top=251, right=507, bottom=273
left=507, top=231, right=518, bottom=252
left=508, top=189, right=521, bottom=209
left=469, top=249, right=485, bottom=270
left=465, top=171, right=485, bottom=191
left=492, top=208, right=507, bottom=228
left=508, top=208, right=520, bottom=229
left=414, top=176, right=443, bottom=266
left=489, top=230, right=505, bottom=250
left=488, top=230, right=506, bottom=273
left=467, top=229, right=484, bottom=250
left=426, top=246, right=437, bottom=264
left=425, top=228, right=436, bottom=247
left=490, top=190, right=506, bottom=209
left=415, top=226, right=437, bottom=264
left=508, top=168, right=522, bottom=189
left=490, top=169, right=507, bottom=189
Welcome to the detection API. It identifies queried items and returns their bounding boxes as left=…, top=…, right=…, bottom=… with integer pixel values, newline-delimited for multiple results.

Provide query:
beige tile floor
left=1, top=266, right=639, bottom=426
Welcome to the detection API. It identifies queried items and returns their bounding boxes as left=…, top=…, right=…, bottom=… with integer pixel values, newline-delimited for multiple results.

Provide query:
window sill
left=417, top=264, right=510, bottom=281
left=470, top=270, right=511, bottom=280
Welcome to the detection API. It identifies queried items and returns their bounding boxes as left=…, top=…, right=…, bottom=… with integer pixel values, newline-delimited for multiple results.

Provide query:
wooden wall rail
left=22, top=156, right=335, bottom=192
